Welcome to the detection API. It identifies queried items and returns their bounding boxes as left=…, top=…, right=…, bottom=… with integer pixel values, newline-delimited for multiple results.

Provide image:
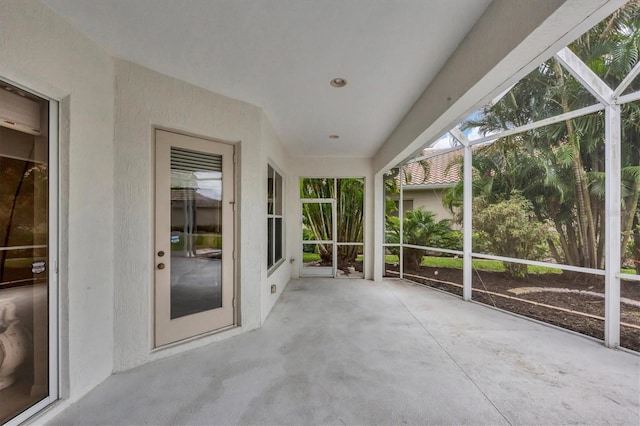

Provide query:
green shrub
left=473, top=194, right=550, bottom=278
left=386, top=208, right=461, bottom=270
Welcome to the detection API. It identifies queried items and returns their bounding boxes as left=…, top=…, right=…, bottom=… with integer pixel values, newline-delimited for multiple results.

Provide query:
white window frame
left=267, top=163, right=285, bottom=274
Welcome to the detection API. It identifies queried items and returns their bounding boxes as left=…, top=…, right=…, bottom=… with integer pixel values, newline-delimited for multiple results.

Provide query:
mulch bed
left=385, top=263, right=640, bottom=352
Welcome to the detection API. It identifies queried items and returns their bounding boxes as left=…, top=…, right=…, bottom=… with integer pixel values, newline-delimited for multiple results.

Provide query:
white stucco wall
left=1, top=0, right=115, bottom=402
left=290, top=157, right=374, bottom=280
left=2, top=4, right=296, bottom=414
left=261, top=114, right=292, bottom=322
left=403, top=187, right=455, bottom=223
left=113, top=60, right=281, bottom=370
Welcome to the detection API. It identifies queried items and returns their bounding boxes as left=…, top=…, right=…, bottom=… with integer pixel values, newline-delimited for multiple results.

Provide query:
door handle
left=157, top=263, right=165, bottom=270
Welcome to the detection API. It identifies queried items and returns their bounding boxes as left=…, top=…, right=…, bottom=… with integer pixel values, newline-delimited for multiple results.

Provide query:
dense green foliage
left=386, top=208, right=461, bottom=270
left=472, top=195, right=550, bottom=278
left=301, top=178, right=364, bottom=267
left=444, top=1, right=640, bottom=273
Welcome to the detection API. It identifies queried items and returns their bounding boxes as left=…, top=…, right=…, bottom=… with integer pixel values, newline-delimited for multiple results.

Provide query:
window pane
left=275, top=171, right=282, bottom=215
left=267, top=165, right=274, bottom=215
left=267, top=218, right=273, bottom=268
left=274, top=218, right=282, bottom=263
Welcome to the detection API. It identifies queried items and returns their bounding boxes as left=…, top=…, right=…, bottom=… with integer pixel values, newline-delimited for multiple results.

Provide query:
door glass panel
left=170, top=147, right=222, bottom=319
left=0, top=120, right=49, bottom=423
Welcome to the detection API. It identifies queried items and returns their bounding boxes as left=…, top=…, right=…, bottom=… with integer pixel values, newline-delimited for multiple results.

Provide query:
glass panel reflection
left=170, top=148, right=223, bottom=319
left=0, top=124, right=49, bottom=423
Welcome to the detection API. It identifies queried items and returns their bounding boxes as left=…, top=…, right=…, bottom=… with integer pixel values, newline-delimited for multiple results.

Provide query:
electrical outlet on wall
left=271, top=284, right=277, bottom=294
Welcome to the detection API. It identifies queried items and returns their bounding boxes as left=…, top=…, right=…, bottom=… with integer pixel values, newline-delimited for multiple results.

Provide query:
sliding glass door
left=0, top=81, right=57, bottom=425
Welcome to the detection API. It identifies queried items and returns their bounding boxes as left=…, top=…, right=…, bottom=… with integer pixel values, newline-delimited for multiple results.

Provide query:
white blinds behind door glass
left=0, top=88, right=41, bottom=135
left=170, top=147, right=222, bottom=172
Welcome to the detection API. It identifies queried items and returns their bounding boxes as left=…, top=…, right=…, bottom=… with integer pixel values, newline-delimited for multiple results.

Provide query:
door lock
left=157, top=263, right=165, bottom=270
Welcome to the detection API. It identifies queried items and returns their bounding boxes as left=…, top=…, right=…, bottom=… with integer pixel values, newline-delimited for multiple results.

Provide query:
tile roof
left=401, top=149, right=463, bottom=187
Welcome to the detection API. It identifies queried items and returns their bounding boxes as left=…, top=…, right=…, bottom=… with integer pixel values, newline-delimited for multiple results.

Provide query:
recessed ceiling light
left=329, top=135, right=340, bottom=139
left=330, top=78, right=347, bottom=88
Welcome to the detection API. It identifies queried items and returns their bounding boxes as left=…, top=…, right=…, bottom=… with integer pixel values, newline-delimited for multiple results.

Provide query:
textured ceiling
left=43, top=0, right=492, bottom=157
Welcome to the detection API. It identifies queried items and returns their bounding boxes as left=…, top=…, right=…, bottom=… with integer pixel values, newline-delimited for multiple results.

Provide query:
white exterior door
left=154, top=129, right=235, bottom=347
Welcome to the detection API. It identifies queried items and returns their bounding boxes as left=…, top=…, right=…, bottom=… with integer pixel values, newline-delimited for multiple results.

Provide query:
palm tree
left=451, top=1, right=640, bottom=272
left=301, top=178, right=364, bottom=269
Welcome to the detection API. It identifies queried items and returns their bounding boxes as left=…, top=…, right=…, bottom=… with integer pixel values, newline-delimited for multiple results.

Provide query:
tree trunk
left=554, top=59, right=598, bottom=268
left=403, top=248, right=422, bottom=271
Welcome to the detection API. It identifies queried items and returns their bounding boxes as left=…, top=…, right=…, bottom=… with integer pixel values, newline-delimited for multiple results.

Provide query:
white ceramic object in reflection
left=0, top=300, right=30, bottom=391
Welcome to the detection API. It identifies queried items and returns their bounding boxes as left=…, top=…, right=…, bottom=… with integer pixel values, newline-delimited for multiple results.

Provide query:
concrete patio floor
left=50, top=278, right=639, bottom=425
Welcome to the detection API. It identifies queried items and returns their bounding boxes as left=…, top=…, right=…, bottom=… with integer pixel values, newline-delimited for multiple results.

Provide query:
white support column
left=373, top=172, right=384, bottom=281
left=449, top=127, right=473, bottom=300
left=463, top=142, right=473, bottom=301
left=399, top=168, right=404, bottom=280
left=604, top=104, right=621, bottom=348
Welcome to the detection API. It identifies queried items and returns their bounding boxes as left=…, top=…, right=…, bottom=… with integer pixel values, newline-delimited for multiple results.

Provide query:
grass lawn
left=303, top=253, right=321, bottom=262
left=304, top=252, right=639, bottom=276
left=383, top=254, right=562, bottom=274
